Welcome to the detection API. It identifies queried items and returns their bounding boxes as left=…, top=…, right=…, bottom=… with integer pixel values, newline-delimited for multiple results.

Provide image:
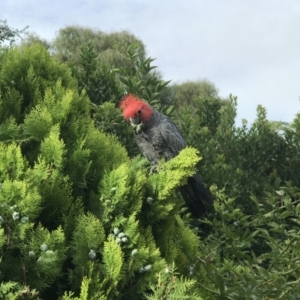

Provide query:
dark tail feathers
left=179, top=173, right=213, bottom=218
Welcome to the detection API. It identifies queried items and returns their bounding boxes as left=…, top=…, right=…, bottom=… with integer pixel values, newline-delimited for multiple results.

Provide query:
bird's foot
left=149, top=164, right=159, bottom=175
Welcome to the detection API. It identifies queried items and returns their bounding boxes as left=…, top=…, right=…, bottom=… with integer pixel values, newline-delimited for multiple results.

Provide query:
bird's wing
left=134, top=132, right=160, bottom=164
left=160, top=118, right=186, bottom=155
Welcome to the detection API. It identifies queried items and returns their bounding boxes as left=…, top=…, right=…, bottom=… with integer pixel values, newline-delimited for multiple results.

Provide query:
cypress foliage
left=0, top=44, right=207, bottom=299
left=1, top=32, right=300, bottom=299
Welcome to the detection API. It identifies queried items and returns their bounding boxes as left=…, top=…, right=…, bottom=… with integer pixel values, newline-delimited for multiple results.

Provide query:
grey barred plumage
left=120, top=94, right=213, bottom=218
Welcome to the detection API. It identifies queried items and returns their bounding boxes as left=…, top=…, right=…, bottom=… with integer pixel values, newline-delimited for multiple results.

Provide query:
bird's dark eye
left=137, top=109, right=142, bottom=114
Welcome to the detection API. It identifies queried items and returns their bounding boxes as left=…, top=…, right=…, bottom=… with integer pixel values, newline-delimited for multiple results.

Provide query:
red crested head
left=120, top=94, right=153, bottom=122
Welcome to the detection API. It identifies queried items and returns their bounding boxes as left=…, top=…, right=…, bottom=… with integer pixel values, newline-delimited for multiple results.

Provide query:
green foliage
left=1, top=26, right=300, bottom=300
left=67, top=148, right=203, bottom=299
left=0, top=281, right=20, bottom=300
left=0, top=42, right=210, bottom=299
left=0, top=116, right=20, bottom=141
left=0, top=44, right=76, bottom=123
left=69, top=213, right=105, bottom=293
left=149, top=147, right=201, bottom=200
left=172, top=89, right=300, bottom=298
left=52, top=26, right=146, bottom=68
left=145, top=264, right=203, bottom=300
left=0, top=142, right=25, bottom=180
left=40, top=125, right=66, bottom=169
left=197, top=185, right=300, bottom=299
left=71, top=42, right=123, bottom=106
left=20, top=32, right=51, bottom=50
left=0, top=19, right=28, bottom=45
left=117, top=44, right=171, bottom=110
left=172, top=79, right=219, bottom=107
left=70, top=41, right=173, bottom=158
left=0, top=143, right=66, bottom=292
left=0, top=281, right=39, bottom=299
left=53, top=35, right=172, bottom=158
left=0, top=44, right=117, bottom=296
left=103, top=236, right=124, bottom=282
left=59, top=149, right=203, bottom=299
left=61, top=275, right=106, bottom=300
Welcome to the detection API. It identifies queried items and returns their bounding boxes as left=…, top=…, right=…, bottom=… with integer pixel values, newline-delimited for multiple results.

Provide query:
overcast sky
left=2, top=0, right=300, bottom=125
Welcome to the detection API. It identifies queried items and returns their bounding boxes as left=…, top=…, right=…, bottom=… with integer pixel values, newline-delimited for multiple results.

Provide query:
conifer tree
left=1, top=28, right=300, bottom=299
left=0, top=43, right=210, bottom=299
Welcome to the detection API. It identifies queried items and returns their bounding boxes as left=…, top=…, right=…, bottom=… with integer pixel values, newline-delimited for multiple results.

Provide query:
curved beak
left=130, top=117, right=140, bottom=124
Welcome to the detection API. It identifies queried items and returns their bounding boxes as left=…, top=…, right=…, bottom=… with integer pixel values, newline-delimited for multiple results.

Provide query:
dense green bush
left=172, top=88, right=300, bottom=299
left=0, top=44, right=209, bottom=299
left=0, top=25, right=300, bottom=299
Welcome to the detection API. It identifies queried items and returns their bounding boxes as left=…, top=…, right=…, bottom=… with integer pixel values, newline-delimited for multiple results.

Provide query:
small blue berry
left=113, top=227, right=120, bottom=235
left=21, top=216, right=29, bottom=223
left=40, top=243, right=48, bottom=251
left=12, top=211, right=19, bottom=220
left=146, top=197, right=154, bottom=204
left=29, top=251, right=35, bottom=258
left=131, top=249, right=138, bottom=256
left=45, top=250, right=54, bottom=256
left=89, top=249, right=96, bottom=259
left=144, top=264, right=152, bottom=272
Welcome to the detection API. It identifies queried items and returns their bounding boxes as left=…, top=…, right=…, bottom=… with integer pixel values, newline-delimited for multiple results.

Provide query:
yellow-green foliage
left=0, top=117, right=20, bottom=141
left=150, top=147, right=201, bottom=200
left=84, top=148, right=204, bottom=297
left=23, top=79, right=86, bottom=142
left=100, top=163, right=133, bottom=218
left=0, top=143, right=41, bottom=241
left=36, top=166, right=73, bottom=228
left=173, top=216, right=201, bottom=270
left=0, top=43, right=212, bottom=300
left=42, top=81, right=74, bottom=124
left=61, top=272, right=107, bottom=300
left=66, top=155, right=194, bottom=298
left=102, top=236, right=124, bottom=288
left=20, top=224, right=66, bottom=288
left=23, top=104, right=53, bottom=140
left=151, top=216, right=202, bottom=275
left=25, top=157, right=51, bottom=187
left=0, top=143, right=25, bottom=181
left=0, top=44, right=75, bottom=121
left=0, top=228, right=5, bottom=248
left=146, top=147, right=201, bottom=220
left=0, top=281, right=24, bottom=300
left=145, top=263, right=203, bottom=300
left=65, top=127, right=129, bottom=196
left=40, top=125, right=66, bottom=169
left=0, top=179, right=41, bottom=222
left=85, top=128, right=128, bottom=174
left=65, top=137, right=91, bottom=195
left=72, top=213, right=105, bottom=272
left=99, top=159, right=147, bottom=222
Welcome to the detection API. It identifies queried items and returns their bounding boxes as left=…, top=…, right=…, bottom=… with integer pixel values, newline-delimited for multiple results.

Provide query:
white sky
left=2, top=0, right=300, bottom=125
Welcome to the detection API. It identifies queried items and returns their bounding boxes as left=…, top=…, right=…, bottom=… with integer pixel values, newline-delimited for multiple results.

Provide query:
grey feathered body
left=134, top=109, right=186, bottom=164
left=134, top=109, right=213, bottom=218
